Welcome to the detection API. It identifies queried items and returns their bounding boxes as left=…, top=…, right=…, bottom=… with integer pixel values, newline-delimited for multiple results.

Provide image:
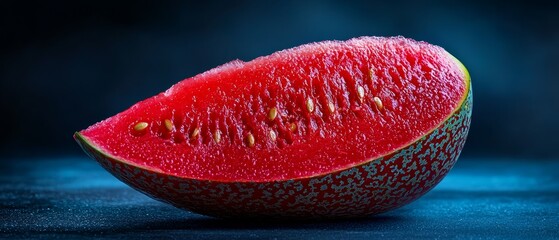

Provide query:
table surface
left=1, top=156, right=558, bottom=239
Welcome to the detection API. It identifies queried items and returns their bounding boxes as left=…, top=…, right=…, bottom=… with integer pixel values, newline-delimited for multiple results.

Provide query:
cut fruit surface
left=75, top=36, right=471, bottom=218
left=77, top=37, right=468, bottom=182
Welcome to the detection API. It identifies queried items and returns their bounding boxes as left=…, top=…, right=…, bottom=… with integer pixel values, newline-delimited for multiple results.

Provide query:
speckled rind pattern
left=76, top=88, right=472, bottom=219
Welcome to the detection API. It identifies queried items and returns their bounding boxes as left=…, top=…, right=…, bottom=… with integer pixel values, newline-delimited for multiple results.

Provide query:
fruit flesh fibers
left=79, top=37, right=468, bottom=182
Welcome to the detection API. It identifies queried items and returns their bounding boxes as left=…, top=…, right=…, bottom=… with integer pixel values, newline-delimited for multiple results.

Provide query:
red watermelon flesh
left=77, top=37, right=468, bottom=183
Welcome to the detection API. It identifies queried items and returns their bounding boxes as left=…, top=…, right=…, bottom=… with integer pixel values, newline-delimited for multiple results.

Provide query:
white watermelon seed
left=369, top=67, right=376, bottom=81
left=191, top=127, right=200, bottom=139
left=164, top=119, right=173, bottom=131
left=306, top=98, right=314, bottom=113
left=328, top=102, right=335, bottom=113
left=246, top=133, right=255, bottom=147
left=213, top=130, right=221, bottom=143
left=373, top=97, right=383, bottom=110
left=289, top=122, right=297, bottom=132
left=357, top=85, right=365, bottom=100
left=269, top=130, right=277, bottom=141
left=268, top=107, right=278, bottom=121
left=133, top=122, right=148, bottom=132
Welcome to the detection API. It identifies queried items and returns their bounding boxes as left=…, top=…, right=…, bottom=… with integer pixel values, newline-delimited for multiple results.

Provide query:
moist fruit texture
left=75, top=36, right=472, bottom=218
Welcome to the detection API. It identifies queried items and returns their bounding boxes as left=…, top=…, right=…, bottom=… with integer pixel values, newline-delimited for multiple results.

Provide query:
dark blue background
left=1, top=0, right=558, bottom=159
left=1, top=1, right=559, bottom=238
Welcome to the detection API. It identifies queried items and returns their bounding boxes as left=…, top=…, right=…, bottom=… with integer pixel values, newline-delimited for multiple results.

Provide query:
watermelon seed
left=357, top=85, right=365, bottom=100
left=373, top=97, right=383, bottom=110
left=246, top=133, right=255, bottom=147
left=289, top=122, right=297, bottom=132
left=191, top=127, right=200, bottom=139
left=133, top=122, right=148, bottom=132
left=213, top=130, right=221, bottom=143
left=269, top=130, right=277, bottom=141
left=306, top=98, right=314, bottom=113
left=328, top=102, right=335, bottom=113
left=164, top=119, right=173, bottom=131
left=268, top=107, right=278, bottom=121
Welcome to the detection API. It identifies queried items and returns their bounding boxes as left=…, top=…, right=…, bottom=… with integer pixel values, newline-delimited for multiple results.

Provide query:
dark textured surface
left=1, top=157, right=558, bottom=239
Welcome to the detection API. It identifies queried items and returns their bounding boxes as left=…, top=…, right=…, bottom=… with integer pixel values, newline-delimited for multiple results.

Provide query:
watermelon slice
left=75, top=36, right=471, bottom=218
